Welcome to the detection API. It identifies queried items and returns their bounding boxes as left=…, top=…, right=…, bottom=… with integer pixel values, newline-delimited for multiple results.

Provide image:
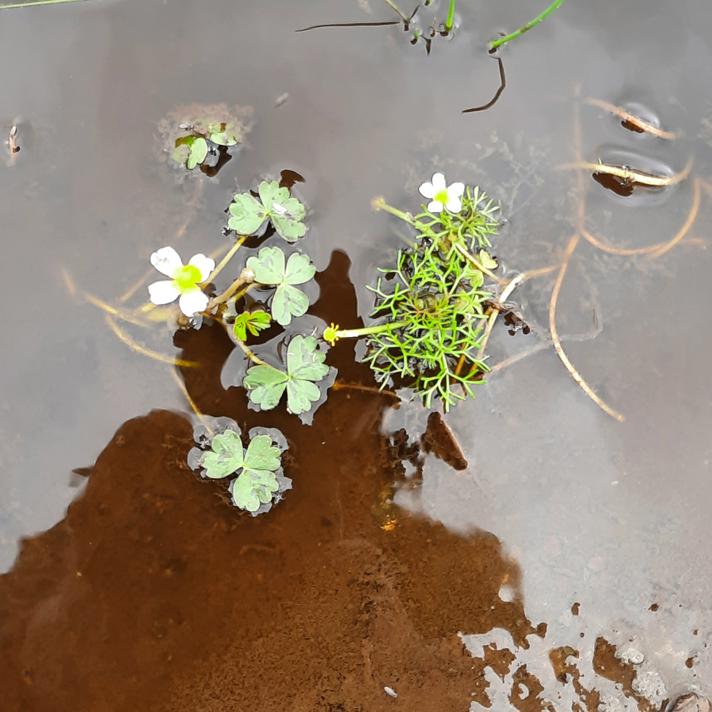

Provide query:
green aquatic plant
left=188, top=421, right=291, bottom=515
left=172, top=120, right=241, bottom=171
left=324, top=173, right=505, bottom=410
left=444, top=0, right=456, bottom=33
left=243, top=335, right=330, bottom=415
left=233, top=309, right=271, bottom=341
left=246, top=246, right=316, bottom=326
left=228, top=180, right=307, bottom=241
left=489, top=0, right=567, bottom=51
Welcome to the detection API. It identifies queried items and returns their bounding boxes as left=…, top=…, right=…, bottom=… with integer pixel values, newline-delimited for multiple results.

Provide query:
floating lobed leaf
left=188, top=424, right=287, bottom=515
left=246, top=246, right=315, bottom=326
left=243, top=335, right=329, bottom=415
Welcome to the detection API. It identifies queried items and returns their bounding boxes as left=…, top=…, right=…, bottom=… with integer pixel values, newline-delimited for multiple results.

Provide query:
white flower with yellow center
left=418, top=172, right=465, bottom=214
left=147, top=246, right=215, bottom=317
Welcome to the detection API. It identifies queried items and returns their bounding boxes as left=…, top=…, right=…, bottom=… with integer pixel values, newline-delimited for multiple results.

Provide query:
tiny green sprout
left=325, top=178, right=503, bottom=410
left=234, top=309, right=271, bottom=341
left=227, top=180, right=307, bottom=242
left=188, top=424, right=290, bottom=515
left=243, top=335, right=330, bottom=415
left=204, top=121, right=239, bottom=147
left=246, top=246, right=316, bottom=326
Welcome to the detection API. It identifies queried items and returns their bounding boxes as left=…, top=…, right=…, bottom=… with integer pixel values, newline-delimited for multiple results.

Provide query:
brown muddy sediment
left=0, top=253, right=539, bottom=711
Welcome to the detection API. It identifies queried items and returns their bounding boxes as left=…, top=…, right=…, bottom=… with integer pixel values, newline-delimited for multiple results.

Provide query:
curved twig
left=581, top=179, right=701, bottom=257
left=462, top=57, right=506, bottom=114
left=105, top=315, right=198, bottom=368
left=549, top=235, right=625, bottom=422
left=296, top=19, right=399, bottom=32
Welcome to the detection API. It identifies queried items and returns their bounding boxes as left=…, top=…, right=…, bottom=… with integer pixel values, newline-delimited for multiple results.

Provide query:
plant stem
left=453, top=243, right=502, bottom=283
left=234, top=334, right=271, bottom=368
left=489, top=0, right=566, bottom=50
left=445, top=0, right=456, bottom=32
left=372, top=196, right=418, bottom=226
left=205, top=235, right=247, bottom=285
left=383, top=0, right=409, bottom=23
left=208, top=271, right=252, bottom=309
left=332, top=321, right=408, bottom=341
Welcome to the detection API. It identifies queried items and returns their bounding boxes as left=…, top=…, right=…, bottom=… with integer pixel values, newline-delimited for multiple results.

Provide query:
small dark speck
left=571, top=602, right=580, bottom=616
left=686, top=656, right=695, bottom=669
left=649, top=603, right=659, bottom=612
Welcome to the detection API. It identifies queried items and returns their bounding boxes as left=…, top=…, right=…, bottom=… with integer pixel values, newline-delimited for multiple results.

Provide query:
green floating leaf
left=234, top=309, right=271, bottom=341
left=229, top=434, right=282, bottom=512
left=228, top=192, right=268, bottom=234
left=207, top=121, right=239, bottom=147
left=478, top=249, right=498, bottom=270
left=195, top=427, right=284, bottom=513
left=243, top=335, right=329, bottom=415
left=259, top=180, right=307, bottom=242
left=227, top=181, right=307, bottom=241
left=246, top=246, right=315, bottom=326
left=172, top=135, right=209, bottom=170
left=199, top=429, right=244, bottom=479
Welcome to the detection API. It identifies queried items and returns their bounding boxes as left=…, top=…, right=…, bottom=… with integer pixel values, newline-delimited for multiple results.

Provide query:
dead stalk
left=105, top=315, right=198, bottom=368
left=559, top=158, right=692, bottom=189
left=584, top=97, right=679, bottom=140
left=548, top=235, right=625, bottom=422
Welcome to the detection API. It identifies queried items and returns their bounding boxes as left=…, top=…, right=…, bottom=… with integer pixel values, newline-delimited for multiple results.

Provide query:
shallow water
left=1, top=0, right=712, bottom=709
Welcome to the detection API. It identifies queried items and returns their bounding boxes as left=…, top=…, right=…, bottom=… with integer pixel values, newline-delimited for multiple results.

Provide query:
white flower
left=418, top=172, right=465, bottom=214
left=147, top=246, right=215, bottom=317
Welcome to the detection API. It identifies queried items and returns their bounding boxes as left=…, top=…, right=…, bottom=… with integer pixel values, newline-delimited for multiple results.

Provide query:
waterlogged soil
left=2, top=1, right=712, bottom=710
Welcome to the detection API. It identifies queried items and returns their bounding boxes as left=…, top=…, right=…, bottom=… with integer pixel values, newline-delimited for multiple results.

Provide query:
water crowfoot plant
left=188, top=419, right=291, bottom=515
left=324, top=174, right=507, bottom=411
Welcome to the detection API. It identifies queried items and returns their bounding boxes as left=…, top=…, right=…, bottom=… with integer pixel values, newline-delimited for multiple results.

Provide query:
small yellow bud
left=323, top=323, right=341, bottom=346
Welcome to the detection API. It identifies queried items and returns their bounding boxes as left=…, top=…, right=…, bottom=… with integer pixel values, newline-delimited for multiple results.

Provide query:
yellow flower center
left=434, top=189, right=449, bottom=205
left=173, top=264, right=202, bottom=291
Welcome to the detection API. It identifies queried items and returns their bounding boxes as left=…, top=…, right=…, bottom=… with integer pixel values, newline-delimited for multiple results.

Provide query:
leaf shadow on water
left=0, top=251, right=543, bottom=711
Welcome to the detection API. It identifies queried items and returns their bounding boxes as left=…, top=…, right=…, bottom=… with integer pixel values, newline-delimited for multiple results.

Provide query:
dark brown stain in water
left=0, top=252, right=538, bottom=711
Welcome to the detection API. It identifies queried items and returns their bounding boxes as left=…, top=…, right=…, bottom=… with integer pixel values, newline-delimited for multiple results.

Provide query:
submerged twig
left=581, top=178, right=701, bottom=257
left=462, top=57, right=506, bottom=114
left=0, top=0, right=86, bottom=7
left=105, top=315, right=199, bottom=368
left=584, top=97, right=679, bottom=140
left=332, top=381, right=400, bottom=400
left=295, top=19, right=399, bottom=32
left=559, top=158, right=693, bottom=189
left=548, top=235, right=624, bottom=422
left=170, top=369, right=214, bottom=435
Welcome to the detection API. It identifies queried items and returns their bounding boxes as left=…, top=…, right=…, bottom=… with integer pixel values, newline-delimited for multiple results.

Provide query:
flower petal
left=449, top=182, right=465, bottom=198
left=188, top=253, right=216, bottom=282
left=431, top=172, right=446, bottom=192
left=419, top=181, right=435, bottom=199
left=427, top=200, right=444, bottom=213
left=148, top=280, right=180, bottom=305
left=178, top=288, right=209, bottom=317
left=151, top=246, right=183, bottom=277
left=445, top=195, right=463, bottom=213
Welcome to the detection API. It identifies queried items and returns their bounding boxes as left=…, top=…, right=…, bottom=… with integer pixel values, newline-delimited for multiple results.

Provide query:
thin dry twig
left=580, top=179, right=701, bottom=257
left=105, top=315, right=198, bottom=368
left=332, top=381, right=400, bottom=399
left=559, top=158, right=693, bottom=189
left=170, top=369, right=214, bottom=435
left=548, top=235, right=625, bottom=422
left=584, top=97, right=679, bottom=140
